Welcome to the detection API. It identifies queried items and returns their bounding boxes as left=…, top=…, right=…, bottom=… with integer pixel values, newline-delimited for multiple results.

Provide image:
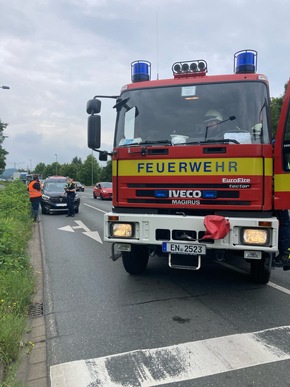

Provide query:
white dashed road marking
left=50, top=325, right=290, bottom=387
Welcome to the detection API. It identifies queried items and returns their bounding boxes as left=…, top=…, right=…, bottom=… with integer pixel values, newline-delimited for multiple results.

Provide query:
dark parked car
left=41, top=176, right=80, bottom=215
left=75, top=181, right=85, bottom=192
left=93, top=182, right=113, bottom=200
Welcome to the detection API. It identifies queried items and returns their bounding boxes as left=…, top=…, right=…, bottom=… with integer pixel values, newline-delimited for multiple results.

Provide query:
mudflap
left=111, top=243, right=122, bottom=261
left=250, top=252, right=273, bottom=284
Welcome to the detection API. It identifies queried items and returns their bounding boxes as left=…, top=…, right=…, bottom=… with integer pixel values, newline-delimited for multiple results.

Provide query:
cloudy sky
left=1, top=0, right=289, bottom=171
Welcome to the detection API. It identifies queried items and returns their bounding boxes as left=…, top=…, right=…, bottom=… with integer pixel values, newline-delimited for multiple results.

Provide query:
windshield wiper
left=138, top=140, right=173, bottom=146
left=205, top=115, right=236, bottom=140
left=113, top=97, right=130, bottom=111
left=186, top=138, right=239, bottom=145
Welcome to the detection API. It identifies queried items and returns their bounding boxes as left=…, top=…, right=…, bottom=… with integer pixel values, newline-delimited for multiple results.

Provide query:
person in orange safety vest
left=27, top=175, right=42, bottom=222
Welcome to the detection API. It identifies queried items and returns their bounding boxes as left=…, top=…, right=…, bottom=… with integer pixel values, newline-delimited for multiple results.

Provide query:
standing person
left=203, top=110, right=224, bottom=140
left=274, top=210, right=290, bottom=271
left=65, top=177, right=76, bottom=217
left=27, top=175, right=42, bottom=222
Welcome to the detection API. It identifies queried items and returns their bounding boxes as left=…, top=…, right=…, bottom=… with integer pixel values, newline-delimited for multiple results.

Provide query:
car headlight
left=242, top=228, right=269, bottom=245
left=42, top=194, right=50, bottom=202
left=111, top=223, right=133, bottom=238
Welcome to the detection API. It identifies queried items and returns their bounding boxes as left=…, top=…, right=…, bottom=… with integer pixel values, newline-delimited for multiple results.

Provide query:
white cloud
left=0, top=0, right=289, bottom=170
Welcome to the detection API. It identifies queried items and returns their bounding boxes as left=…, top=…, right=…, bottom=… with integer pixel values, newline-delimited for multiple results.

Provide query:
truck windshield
left=114, top=81, right=270, bottom=146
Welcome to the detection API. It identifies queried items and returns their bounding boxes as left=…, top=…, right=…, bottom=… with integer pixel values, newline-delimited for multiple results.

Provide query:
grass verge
left=0, top=180, right=35, bottom=385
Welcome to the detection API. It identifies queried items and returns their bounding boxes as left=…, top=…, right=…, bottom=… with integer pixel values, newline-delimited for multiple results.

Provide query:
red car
left=93, top=182, right=113, bottom=200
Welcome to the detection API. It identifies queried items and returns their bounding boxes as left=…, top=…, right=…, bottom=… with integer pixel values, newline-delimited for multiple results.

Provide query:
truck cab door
left=274, top=80, right=290, bottom=209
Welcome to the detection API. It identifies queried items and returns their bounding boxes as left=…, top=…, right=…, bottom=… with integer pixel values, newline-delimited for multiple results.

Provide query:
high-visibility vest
left=28, top=181, right=42, bottom=199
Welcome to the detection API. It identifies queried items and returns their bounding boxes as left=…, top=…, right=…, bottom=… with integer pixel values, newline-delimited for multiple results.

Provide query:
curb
left=16, top=222, right=48, bottom=387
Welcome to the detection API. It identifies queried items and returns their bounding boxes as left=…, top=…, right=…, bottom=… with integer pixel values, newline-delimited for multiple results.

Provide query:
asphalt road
left=41, top=189, right=290, bottom=386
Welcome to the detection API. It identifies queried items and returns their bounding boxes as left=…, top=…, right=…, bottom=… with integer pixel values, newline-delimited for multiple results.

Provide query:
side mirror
left=87, top=99, right=101, bottom=114
left=88, top=115, right=101, bottom=149
left=99, top=151, right=108, bottom=161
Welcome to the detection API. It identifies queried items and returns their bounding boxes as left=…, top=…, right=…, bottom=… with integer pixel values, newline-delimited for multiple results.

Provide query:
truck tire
left=122, top=245, right=149, bottom=274
left=250, top=252, right=272, bottom=284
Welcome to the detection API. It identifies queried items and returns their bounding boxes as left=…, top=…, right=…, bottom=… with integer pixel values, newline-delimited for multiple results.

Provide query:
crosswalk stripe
left=50, top=325, right=290, bottom=386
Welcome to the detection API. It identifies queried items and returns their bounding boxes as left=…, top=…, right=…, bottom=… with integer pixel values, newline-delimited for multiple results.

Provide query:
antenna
left=156, top=10, right=159, bottom=80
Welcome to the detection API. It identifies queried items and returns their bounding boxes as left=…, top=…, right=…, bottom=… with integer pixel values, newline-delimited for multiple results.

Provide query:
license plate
left=162, top=242, right=206, bottom=255
left=56, top=203, right=67, bottom=207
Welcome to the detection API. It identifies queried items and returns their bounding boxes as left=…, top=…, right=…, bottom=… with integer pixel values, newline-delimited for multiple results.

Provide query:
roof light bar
left=172, top=60, right=207, bottom=77
left=131, top=60, right=151, bottom=83
left=234, top=49, right=257, bottom=74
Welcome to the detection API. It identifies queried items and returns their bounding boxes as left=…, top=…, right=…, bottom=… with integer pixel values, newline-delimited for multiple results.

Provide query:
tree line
left=33, top=155, right=112, bottom=186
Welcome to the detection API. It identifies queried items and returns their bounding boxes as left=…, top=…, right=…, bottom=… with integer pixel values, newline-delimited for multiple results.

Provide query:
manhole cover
left=30, top=303, right=43, bottom=318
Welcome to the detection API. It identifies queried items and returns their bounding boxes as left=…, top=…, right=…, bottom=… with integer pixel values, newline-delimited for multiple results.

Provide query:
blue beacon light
left=131, top=60, right=151, bottom=82
left=234, top=50, right=257, bottom=74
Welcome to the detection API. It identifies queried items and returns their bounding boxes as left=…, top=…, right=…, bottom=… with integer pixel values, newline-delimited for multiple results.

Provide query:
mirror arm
left=92, top=149, right=113, bottom=157
left=93, top=95, right=119, bottom=100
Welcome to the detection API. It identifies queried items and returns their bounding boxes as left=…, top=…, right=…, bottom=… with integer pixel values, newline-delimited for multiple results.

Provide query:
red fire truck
left=86, top=49, right=290, bottom=284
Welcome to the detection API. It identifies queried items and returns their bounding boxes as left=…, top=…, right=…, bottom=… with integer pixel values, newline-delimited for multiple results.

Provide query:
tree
left=0, top=120, right=8, bottom=175
left=34, top=162, right=46, bottom=177
left=100, top=159, right=112, bottom=181
left=271, top=82, right=288, bottom=138
left=72, top=156, right=82, bottom=165
left=42, top=164, right=55, bottom=178
left=59, top=163, right=78, bottom=179
left=80, top=154, right=102, bottom=186
left=71, top=156, right=83, bottom=181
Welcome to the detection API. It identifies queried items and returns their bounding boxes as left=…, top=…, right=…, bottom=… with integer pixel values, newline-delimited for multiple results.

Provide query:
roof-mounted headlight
left=190, top=62, right=197, bottom=71
left=172, top=60, right=207, bottom=77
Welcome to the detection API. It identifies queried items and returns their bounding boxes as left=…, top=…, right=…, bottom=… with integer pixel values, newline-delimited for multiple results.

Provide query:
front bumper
left=41, top=200, right=79, bottom=213
left=104, top=212, right=279, bottom=253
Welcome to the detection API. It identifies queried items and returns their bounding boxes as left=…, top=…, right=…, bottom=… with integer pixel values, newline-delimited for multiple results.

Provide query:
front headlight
left=242, top=228, right=269, bottom=245
left=111, top=223, right=133, bottom=238
left=42, top=194, right=50, bottom=202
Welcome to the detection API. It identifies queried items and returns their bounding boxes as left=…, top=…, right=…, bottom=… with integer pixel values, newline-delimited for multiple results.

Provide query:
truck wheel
left=250, top=252, right=272, bottom=284
left=122, top=245, right=149, bottom=274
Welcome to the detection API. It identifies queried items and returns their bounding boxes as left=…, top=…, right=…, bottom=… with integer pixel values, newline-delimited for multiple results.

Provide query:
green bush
left=0, top=181, right=35, bottom=374
left=0, top=180, right=31, bottom=218
left=0, top=181, right=32, bottom=271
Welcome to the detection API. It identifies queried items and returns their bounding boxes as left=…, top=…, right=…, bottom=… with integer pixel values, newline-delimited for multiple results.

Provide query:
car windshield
left=101, top=182, right=112, bottom=188
left=45, top=181, right=66, bottom=192
left=114, top=81, right=270, bottom=146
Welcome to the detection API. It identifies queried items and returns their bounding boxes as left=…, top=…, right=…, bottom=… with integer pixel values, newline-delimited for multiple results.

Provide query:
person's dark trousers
left=67, top=195, right=75, bottom=216
left=277, top=210, right=290, bottom=253
left=31, top=198, right=41, bottom=221
left=276, top=210, right=290, bottom=271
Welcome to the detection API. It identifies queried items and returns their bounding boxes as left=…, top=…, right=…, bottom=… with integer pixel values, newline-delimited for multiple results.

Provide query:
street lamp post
left=0, top=86, right=10, bottom=90
left=54, top=154, right=58, bottom=175
left=91, top=150, right=94, bottom=186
